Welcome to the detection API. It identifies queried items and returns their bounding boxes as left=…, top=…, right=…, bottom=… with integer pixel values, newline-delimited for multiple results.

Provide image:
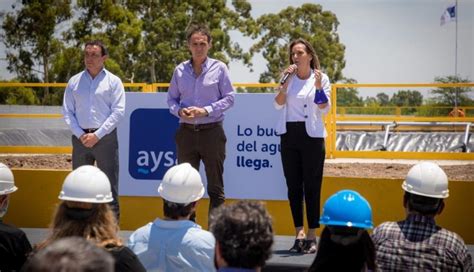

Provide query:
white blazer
left=273, top=72, right=331, bottom=138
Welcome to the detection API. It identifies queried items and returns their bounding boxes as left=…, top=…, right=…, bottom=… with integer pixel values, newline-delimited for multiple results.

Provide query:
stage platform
left=22, top=228, right=474, bottom=271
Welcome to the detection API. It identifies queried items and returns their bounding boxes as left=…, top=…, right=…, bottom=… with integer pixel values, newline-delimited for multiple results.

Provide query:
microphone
left=280, top=73, right=291, bottom=85
left=280, top=65, right=297, bottom=85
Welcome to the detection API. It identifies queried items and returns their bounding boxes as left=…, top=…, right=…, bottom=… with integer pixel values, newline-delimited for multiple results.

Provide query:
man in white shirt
left=128, top=163, right=215, bottom=272
left=62, top=40, right=125, bottom=220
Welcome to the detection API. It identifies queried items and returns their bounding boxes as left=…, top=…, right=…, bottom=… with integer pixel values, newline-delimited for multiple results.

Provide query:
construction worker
left=308, top=190, right=376, bottom=271
left=128, top=163, right=215, bottom=271
left=0, top=163, right=33, bottom=271
left=36, top=165, right=145, bottom=272
left=372, top=162, right=473, bottom=270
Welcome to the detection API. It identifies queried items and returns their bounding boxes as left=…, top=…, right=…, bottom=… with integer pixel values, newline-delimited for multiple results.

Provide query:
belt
left=180, top=122, right=222, bottom=131
left=82, top=128, right=98, bottom=133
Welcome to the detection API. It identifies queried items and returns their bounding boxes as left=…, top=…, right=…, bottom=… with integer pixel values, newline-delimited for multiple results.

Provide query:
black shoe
left=303, top=239, right=317, bottom=254
left=289, top=238, right=305, bottom=253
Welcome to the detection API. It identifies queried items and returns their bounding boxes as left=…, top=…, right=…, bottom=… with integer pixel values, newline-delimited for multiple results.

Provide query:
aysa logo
left=129, top=109, right=179, bottom=180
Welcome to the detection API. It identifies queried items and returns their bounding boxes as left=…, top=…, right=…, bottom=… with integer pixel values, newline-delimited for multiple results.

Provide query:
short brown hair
left=289, top=38, right=320, bottom=70
left=186, top=23, right=212, bottom=43
left=85, top=40, right=108, bottom=56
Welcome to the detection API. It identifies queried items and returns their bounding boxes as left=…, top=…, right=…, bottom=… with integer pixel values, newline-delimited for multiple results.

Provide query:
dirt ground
left=1, top=154, right=473, bottom=181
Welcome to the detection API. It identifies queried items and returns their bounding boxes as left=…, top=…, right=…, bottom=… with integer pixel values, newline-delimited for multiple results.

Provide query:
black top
left=105, top=244, right=146, bottom=272
left=0, top=221, right=33, bottom=271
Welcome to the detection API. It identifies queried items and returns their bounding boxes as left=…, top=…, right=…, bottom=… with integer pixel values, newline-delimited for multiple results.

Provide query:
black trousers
left=175, top=123, right=226, bottom=211
left=72, top=129, right=120, bottom=221
left=281, top=122, right=325, bottom=229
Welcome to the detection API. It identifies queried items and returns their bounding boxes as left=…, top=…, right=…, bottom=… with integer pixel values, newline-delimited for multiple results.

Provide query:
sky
left=0, top=0, right=473, bottom=97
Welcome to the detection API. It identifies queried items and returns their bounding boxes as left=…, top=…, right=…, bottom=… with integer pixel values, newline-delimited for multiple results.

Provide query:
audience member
left=372, top=162, right=473, bottom=270
left=36, top=165, right=145, bottom=272
left=128, top=163, right=215, bottom=271
left=309, top=190, right=376, bottom=271
left=210, top=200, right=274, bottom=271
left=22, top=237, right=114, bottom=272
left=0, top=163, right=32, bottom=271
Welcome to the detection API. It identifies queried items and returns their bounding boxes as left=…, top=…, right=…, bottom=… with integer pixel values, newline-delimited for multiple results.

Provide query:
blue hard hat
left=319, top=190, right=373, bottom=229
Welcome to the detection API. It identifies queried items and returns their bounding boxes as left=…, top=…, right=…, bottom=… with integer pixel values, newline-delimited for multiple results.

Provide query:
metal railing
left=1, top=82, right=473, bottom=160
left=329, top=83, right=474, bottom=160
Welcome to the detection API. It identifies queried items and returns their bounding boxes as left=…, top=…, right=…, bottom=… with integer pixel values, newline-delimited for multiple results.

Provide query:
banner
left=118, top=92, right=288, bottom=200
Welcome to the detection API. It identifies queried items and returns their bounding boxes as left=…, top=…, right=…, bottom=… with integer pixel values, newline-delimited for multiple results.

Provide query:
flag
left=440, top=5, right=456, bottom=26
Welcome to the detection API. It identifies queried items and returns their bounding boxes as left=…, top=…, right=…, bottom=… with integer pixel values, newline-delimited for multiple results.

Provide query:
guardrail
left=329, top=83, right=474, bottom=159
left=1, top=82, right=473, bottom=159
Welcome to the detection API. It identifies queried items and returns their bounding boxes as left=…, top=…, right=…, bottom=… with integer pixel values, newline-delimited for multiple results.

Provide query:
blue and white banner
left=118, top=92, right=288, bottom=200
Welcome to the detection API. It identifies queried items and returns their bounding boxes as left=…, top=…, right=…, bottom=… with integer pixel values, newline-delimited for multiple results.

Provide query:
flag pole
left=454, top=0, right=458, bottom=109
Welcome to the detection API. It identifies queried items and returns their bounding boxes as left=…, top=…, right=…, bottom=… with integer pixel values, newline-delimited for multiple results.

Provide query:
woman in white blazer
left=274, top=38, right=331, bottom=254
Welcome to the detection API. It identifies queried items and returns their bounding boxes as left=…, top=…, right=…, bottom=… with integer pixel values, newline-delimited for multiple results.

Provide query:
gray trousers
left=71, top=129, right=120, bottom=220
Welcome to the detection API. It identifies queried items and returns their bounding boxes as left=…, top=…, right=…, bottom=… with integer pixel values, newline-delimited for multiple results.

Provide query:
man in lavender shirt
left=167, top=24, right=235, bottom=212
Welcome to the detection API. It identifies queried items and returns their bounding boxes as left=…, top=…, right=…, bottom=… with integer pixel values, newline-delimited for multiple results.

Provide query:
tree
left=67, top=0, right=254, bottom=84
left=376, top=93, right=390, bottom=106
left=250, top=3, right=345, bottom=84
left=336, top=78, right=363, bottom=106
left=390, top=90, right=423, bottom=107
left=1, top=0, right=72, bottom=104
left=0, top=80, right=39, bottom=105
left=431, top=75, right=474, bottom=106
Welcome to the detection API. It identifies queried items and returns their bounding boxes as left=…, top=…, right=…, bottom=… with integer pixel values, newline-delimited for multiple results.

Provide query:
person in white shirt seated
left=128, top=163, right=215, bottom=271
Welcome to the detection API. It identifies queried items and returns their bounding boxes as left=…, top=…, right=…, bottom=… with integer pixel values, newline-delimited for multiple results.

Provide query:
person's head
left=186, top=23, right=212, bottom=62
left=320, top=189, right=373, bottom=245
left=0, top=163, right=18, bottom=218
left=310, top=190, right=375, bottom=271
left=288, top=38, right=320, bottom=70
left=209, top=200, right=274, bottom=270
left=37, top=165, right=119, bottom=249
left=310, top=227, right=375, bottom=272
left=23, top=237, right=114, bottom=272
left=402, top=162, right=449, bottom=216
left=158, top=163, right=204, bottom=220
left=84, top=40, right=108, bottom=74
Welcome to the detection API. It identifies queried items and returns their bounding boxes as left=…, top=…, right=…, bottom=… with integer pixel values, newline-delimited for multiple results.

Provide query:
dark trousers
left=175, top=123, right=226, bottom=211
left=72, top=129, right=120, bottom=221
left=281, top=122, right=325, bottom=229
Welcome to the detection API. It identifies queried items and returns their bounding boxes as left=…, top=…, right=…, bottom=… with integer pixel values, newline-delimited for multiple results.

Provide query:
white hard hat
left=158, top=163, right=204, bottom=204
left=0, top=163, right=18, bottom=195
left=402, top=162, right=449, bottom=199
left=59, top=165, right=113, bottom=203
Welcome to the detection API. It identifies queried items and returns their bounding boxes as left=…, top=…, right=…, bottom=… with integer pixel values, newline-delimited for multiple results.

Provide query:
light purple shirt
left=62, top=68, right=125, bottom=139
left=167, top=58, right=235, bottom=124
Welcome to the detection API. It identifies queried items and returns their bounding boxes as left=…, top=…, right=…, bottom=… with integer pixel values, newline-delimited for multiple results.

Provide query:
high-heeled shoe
left=303, top=239, right=317, bottom=254
left=288, top=238, right=305, bottom=253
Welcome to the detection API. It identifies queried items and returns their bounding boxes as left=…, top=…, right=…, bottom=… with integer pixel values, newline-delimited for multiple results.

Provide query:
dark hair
left=163, top=200, right=195, bottom=219
left=23, top=237, right=114, bottom=272
left=308, top=227, right=376, bottom=272
left=404, top=192, right=442, bottom=215
left=289, top=38, right=320, bottom=70
left=85, top=40, right=108, bottom=56
left=209, top=200, right=274, bottom=269
left=186, top=23, right=212, bottom=43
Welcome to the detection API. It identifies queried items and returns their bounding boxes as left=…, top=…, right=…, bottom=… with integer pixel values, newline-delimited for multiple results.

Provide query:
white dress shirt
left=62, top=68, right=125, bottom=139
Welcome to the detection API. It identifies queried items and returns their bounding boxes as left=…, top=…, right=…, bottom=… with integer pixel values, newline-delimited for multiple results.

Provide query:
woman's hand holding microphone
left=278, top=64, right=298, bottom=94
